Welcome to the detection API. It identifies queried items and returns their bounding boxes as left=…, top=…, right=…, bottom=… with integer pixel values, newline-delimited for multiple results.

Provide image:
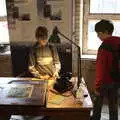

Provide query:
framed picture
left=37, top=0, right=46, bottom=18
left=50, top=5, right=63, bottom=21
left=47, top=0, right=64, bottom=22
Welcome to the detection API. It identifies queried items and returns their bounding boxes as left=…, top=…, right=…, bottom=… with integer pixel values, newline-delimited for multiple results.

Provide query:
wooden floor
left=101, top=104, right=120, bottom=120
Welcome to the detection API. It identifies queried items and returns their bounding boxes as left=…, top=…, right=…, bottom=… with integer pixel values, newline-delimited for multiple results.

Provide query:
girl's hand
left=39, top=75, right=50, bottom=80
left=53, top=72, right=60, bottom=79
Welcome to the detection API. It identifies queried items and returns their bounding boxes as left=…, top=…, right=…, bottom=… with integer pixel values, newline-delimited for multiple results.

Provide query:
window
left=82, top=0, right=120, bottom=55
left=0, top=0, right=10, bottom=44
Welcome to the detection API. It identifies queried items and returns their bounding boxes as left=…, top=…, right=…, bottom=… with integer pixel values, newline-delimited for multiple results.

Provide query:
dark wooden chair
left=10, top=43, right=31, bottom=77
left=10, top=43, right=72, bottom=77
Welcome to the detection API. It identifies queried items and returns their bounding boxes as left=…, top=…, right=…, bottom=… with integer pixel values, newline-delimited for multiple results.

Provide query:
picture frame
left=50, top=5, right=63, bottom=21
left=47, top=0, right=64, bottom=22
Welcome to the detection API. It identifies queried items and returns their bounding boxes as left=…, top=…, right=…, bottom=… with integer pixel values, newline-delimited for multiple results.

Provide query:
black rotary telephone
left=53, top=72, right=73, bottom=93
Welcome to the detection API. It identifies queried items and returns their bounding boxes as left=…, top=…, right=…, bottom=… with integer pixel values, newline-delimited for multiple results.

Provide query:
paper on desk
left=49, top=94, right=65, bottom=105
left=7, top=85, right=34, bottom=98
left=32, top=78, right=41, bottom=81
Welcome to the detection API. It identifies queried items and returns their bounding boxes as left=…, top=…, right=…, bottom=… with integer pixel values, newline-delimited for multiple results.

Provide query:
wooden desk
left=0, top=77, right=93, bottom=120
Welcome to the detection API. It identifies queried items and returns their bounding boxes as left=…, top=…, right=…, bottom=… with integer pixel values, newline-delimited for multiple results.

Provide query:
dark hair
left=95, top=19, right=114, bottom=34
left=35, top=26, right=48, bottom=39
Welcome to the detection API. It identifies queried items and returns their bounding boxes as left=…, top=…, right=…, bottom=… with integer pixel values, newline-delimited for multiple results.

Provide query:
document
left=7, top=85, right=34, bottom=98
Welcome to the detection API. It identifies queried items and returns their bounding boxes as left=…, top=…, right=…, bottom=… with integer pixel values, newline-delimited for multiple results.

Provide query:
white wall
left=9, top=0, right=73, bottom=44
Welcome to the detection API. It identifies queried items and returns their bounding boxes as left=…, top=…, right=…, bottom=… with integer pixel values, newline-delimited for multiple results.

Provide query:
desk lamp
left=49, top=26, right=82, bottom=89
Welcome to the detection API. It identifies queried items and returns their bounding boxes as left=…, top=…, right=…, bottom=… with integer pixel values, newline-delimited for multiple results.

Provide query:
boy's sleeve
left=95, top=50, right=106, bottom=91
left=95, top=49, right=112, bottom=91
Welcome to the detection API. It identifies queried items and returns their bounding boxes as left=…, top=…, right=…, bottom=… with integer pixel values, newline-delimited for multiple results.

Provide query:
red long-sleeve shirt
left=95, top=36, right=120, bottom=90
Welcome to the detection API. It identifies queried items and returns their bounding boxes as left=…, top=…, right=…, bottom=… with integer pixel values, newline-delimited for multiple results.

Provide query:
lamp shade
left=48, top=33, right=61, bottom=44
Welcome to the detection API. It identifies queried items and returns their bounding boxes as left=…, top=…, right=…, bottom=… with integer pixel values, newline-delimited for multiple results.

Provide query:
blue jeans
left=92, top=83, right=119, bottom=120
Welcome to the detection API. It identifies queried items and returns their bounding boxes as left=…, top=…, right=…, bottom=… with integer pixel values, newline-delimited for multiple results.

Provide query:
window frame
left=0, top=0, right=10, bottom=44
left=82, top=0, right=120, bottom=55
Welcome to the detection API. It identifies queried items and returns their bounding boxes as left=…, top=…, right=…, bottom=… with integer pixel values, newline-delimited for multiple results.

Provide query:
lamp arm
left=58, top=31, right=78, bottom=48
left=58, top=31, right=82, bottom=88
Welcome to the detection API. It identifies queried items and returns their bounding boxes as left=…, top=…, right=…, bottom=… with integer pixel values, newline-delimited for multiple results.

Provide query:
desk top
left=0, top=77, right=93, bottom=115
left=47, top=78, right=93, bottom=109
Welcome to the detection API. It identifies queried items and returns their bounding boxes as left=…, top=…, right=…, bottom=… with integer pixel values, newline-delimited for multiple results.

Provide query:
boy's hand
left=94, top=89, right=100, bottom=96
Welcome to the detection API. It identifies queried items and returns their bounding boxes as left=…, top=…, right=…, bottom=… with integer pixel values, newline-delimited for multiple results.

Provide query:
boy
left=29, top=26, right=61, bottom=80
left=92, top=19, right=120, bottom=120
